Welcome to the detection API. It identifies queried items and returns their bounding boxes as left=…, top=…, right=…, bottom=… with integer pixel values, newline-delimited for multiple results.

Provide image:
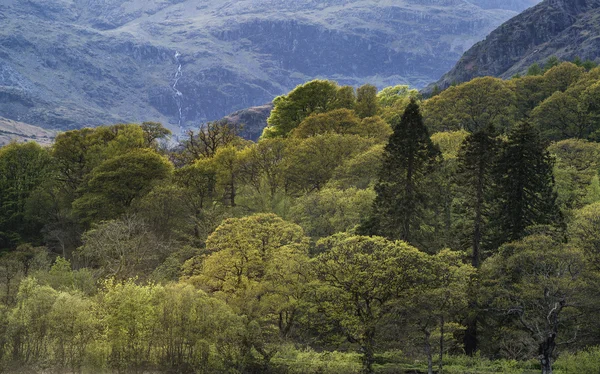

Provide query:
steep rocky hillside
left=0, top=117, right=55, bottom=146
left=1, top=0, right=539, bottom=135
left=430, top=0, right=600, bottom=90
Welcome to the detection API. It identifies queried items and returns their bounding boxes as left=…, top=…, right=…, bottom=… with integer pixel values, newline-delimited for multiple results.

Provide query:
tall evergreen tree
left=360, top=99, right=441, bottom=245
left=456, top=127, right=499, bottom=268
left=454, top=127, right=499, bottom=356
left=489, top=122, right=563, bottom=248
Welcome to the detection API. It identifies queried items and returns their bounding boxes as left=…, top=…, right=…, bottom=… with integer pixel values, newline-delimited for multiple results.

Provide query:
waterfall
left=172, top=51, right=184, bottom=135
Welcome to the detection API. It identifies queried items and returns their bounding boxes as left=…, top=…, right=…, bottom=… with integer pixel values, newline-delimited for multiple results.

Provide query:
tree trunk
left=464, top=313, right=478, bottom=356
left=439, top=316, right=445, bottom=374
left=472, top=160, right=484, bottom=268
left=424, top=329, right=433, bottom=374
left=539, top=333, right=556, bottom=374
left=361, top=331, right=376, bottom=374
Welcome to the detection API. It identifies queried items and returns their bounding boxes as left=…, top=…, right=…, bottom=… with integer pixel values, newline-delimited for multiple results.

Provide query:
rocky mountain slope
left=430, top=0, right=600, bottom=90
left=1, top=0, right=539, bottom=135
left=0, top=117, right=55, bottom=146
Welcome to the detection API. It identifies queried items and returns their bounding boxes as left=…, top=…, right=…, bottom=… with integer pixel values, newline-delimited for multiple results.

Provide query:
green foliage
left=549, top=139, right=600, bottom=211
left=481, top=234, right=589, bottom=371
left=72, top=148, right=173, bottom=223
left=284, top=134, right=375, bottom=194
left=264, top=80, right=354, bottom=138
left=0, top=142, right=52, bottom=248
left=2, top=71, right=600, bottom=373
left=355, top=84, right=379, bottom=119
left=329, top=144, right=385, bottom=189
left=361, top=99, right=441, bottom=245
left=455, top=127, right=500, bottom=265
left=489, top=122, right=562, bottom=247
left=314, top=233, right=430, bottom=373
left=292, top=108, right=362, bottom=138
left=569, top=202, right=600, bottom=270
left=289, top=187, right=375, bottom=239
left=187, top=213, right=311, bottom=365
left=377, top=85, right=420, bottom=121
left=555, top=346, right=600, bottom=373
left=423, top=77, right=515, bottom=133
left=272, top=344, right=362, bottom=374
left=527, top=63, right=542, bottom=76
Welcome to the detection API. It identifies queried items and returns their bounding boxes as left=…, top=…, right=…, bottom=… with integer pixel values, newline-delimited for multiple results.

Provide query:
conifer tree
left=489, top=122, right=563, bottom=248
left=454, top=127, right=499, bottom=356
left=360, top=99, right=441, bottom=244
left=456, top=127, right=499, bottom=268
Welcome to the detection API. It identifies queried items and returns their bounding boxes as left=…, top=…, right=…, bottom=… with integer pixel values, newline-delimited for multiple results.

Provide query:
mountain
left=0, top=0, right=540, bottom=135
left=0, top=117, right=55, bottom=146
left=430, top=0, right=600, bottom=90
left=222, top=104, right=273, bottom=142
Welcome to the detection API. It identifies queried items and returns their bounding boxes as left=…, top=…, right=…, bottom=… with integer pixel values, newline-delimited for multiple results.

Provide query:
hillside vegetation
left=0, top=61, right=599, bottom=373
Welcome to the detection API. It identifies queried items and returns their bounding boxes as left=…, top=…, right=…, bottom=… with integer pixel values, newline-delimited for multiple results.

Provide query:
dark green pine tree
left=489, top=121, right=563, bottom=248
left=454, top=126, right=499, bottom=357
left=456, top=126, right=500, bottom=269
left=360, top=99, right=441, bottom=245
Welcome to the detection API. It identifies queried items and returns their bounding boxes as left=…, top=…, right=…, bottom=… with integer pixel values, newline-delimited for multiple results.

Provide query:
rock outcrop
left=429, top=0, right=600, bottom=91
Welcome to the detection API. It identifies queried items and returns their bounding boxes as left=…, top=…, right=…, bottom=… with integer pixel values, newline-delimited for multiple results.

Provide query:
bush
left=271, top=344, right=362, bottom=374
left=555, top=347, right=600, bottom=374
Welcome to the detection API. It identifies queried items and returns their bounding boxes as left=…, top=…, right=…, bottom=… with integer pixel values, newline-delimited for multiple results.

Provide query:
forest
left=1, top=58, right=600, bottom=374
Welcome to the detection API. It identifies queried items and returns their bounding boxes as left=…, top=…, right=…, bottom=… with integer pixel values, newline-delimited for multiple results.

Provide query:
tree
left=422, top=77, right=515, bottom=133
left=489, top=122, right=563, bottom=248
left=0, top=142, right=52, bottom=248
left=376, top=85, right=419, bottom=121
left=291, top=109, right=361, bottom=138
left=531, top=91, right=591, bottom=140
left=289, top=187, right=375, bottom=239
left=72, top=149, right=173, bottom=223
left=173, top=158, right=218, bottom=239
left=237, top=138, right=287, bottom=198
left=569, top=202, right=600, bottom=270
left=329, top=144, right=385, bottom=189
left=455, top=128, right=500, bottom=268
left=405, top=250, right=474, bottom=374
left=152, top=283, right=247, bottom=372
left=140, top=121, right=171, bottom=147
left=188, top=214, right=311, bottom=368
left=360, top=99, right=441, bottom=245
left=48, top=289, right=99, bottom=371
left=284, top=134, right=375, bottom=194
left=527, top=63, right=542, bottom=76
left=178, top=119, right=242, bottom=163
left=313, top=234, right=429, bottom=373
left=100, top=279, right=160, bottom=372
left=549, top=139, right=600, bottom=211
left=355, top=84, right=379, bottom=118
left=51, top=125, right=147, bottom=194
left=541, top=63, right=584, bottom=94
left=212, top=145, right=242, bottom=207
left=77, top=216, right=169, bottom=280
left=481, top=235, right=588, bottom=374
left=263, top=80, right=352, bottom=138
left=454, top=128, right=500, bottom=355
left=511, top=75, right=548, bottom=118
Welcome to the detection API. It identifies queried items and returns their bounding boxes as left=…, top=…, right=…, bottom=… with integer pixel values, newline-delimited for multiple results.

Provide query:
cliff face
left=430, top=0, right=600, bottom=90
left=0, top=0, right=539, bottom=135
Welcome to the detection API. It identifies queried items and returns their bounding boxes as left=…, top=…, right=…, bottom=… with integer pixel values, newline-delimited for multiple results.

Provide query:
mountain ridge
left=429, top=0, right=600, bottom=90
left=0, top=0, right=539, bottom=135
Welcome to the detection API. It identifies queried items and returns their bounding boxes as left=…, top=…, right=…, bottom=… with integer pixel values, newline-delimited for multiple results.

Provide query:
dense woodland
left=1, top=59, right=600, bottom=373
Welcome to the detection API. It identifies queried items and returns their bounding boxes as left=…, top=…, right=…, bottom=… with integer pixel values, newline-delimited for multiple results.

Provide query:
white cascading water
left=172, top=51, right=184, bottom=135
